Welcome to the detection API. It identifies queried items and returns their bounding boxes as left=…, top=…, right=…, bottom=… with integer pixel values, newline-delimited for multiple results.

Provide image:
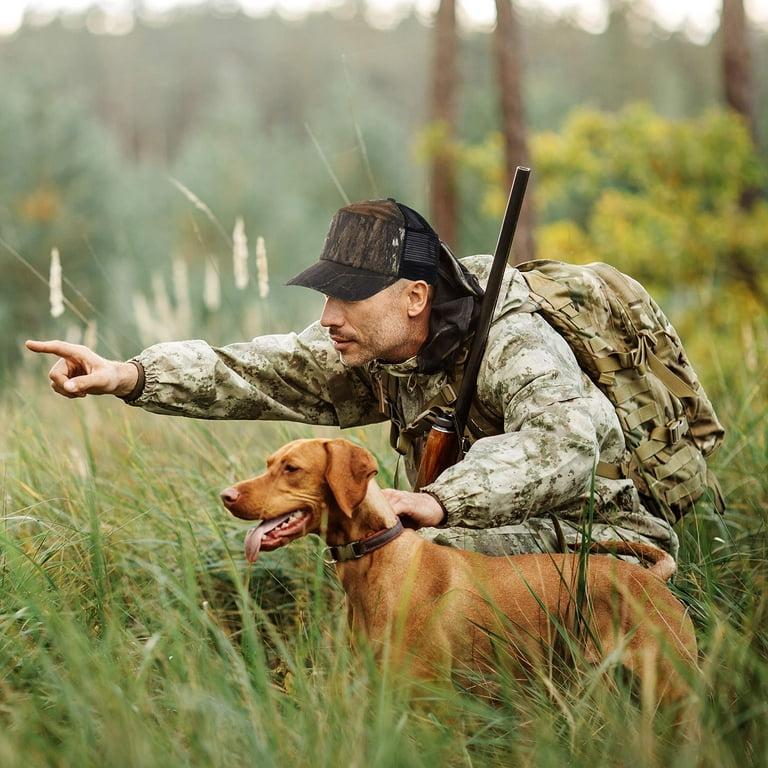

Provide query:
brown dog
left=221, top=438, right=698, bottom=706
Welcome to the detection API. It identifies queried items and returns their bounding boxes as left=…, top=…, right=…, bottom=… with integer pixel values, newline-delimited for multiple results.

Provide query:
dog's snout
left=221, top=487, right=240, bottom=508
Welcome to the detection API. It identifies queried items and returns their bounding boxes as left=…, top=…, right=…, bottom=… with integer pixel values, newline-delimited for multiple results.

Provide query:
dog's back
left=374, top=533, right=698, bottom=704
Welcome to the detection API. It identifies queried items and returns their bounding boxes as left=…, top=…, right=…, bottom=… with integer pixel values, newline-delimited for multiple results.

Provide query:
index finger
left=25, top=339, right=80, bottom=357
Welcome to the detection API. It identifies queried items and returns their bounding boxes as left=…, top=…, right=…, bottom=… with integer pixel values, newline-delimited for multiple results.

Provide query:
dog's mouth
left=244, top=510, right=312, bottom=562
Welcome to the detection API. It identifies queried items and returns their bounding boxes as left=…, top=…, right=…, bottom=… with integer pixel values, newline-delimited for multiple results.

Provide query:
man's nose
left=320, top=297, right=345, bottom=327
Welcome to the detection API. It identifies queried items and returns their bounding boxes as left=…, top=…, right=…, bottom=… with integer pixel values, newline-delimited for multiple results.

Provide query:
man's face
left=319, top=280, right=426, bottom=367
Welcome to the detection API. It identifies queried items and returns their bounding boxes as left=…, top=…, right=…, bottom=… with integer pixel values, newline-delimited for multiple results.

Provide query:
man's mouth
left=330, top=334, right=354, bottom=351
left=244, top=510, right=311, bottom=562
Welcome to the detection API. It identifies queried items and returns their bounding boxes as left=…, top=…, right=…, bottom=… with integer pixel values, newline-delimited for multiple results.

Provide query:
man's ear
left=405, top=280, right=431, bottom=318
left=324, top=440, right=379, bottom=517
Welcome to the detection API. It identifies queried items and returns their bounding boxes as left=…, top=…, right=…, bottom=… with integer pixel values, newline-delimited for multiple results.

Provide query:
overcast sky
left=1, top=0, right=767, bottom=38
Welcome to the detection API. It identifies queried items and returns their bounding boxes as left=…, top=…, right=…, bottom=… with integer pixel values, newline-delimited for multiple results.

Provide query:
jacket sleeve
left=423, top=310, right=625, bottom=527
left=127, top=321, right=384, bottom=428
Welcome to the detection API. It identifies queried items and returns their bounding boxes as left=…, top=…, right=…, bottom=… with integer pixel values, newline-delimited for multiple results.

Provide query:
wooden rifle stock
left=414, top=166, right=531, bottom=490
left=414, top=413, right=460, bottom=490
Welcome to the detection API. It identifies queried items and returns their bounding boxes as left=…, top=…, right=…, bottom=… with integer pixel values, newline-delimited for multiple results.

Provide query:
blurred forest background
left=2, top=6, right=768, bottom=762
left=1, top=0, right=767, bottom=386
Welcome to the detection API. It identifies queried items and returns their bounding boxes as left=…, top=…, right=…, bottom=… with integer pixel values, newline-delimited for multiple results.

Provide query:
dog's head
left=221, top=438, right=378, bottom=562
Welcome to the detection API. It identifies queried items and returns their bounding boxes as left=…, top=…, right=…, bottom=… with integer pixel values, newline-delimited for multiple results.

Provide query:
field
left=0, top=353, right=766, bottom=767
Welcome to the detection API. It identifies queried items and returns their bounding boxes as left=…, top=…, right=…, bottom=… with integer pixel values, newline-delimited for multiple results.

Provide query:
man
left=27, top=198, right=678, bottom=558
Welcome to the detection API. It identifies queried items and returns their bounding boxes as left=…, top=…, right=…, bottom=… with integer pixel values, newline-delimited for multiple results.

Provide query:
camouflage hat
left=286, top=198, right=441, bottom=301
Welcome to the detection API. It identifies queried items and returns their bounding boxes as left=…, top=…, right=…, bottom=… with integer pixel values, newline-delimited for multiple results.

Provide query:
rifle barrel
left=452, top=166, right=530, bottom=437
left=413, top=166, right=531, bottom=491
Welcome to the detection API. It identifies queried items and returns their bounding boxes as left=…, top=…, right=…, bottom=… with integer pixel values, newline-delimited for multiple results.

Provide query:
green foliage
left=530, top=104, right=768, bottom=391
left=531, top=104, right=767, bottom=290
left=457, top=104, right=768, bottom=295
left=451, top=104, right=768, bottom=402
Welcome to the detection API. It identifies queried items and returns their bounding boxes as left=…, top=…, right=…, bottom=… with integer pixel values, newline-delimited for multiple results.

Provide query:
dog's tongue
left=244, top=513, right=293, bottom=563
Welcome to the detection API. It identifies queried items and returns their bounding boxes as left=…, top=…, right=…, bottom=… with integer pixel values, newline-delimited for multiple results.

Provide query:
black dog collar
left=323, top=519, right=405, bottom=564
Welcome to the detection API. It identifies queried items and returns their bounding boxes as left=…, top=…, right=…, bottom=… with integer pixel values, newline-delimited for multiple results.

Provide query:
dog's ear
left=324, top=439, right=378, bottom=517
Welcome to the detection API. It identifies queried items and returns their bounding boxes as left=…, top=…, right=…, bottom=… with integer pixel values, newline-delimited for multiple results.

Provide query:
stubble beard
left=335, top=344, right=374, bottom=368
left=331, top=323, right=413, bottom=368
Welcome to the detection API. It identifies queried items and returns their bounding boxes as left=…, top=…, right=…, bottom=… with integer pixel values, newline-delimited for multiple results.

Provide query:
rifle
left=414, top=166, right=531, bottom=491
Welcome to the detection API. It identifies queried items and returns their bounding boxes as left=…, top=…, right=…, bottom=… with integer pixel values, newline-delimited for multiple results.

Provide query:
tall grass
left=1, top=352, right=766, bottom=767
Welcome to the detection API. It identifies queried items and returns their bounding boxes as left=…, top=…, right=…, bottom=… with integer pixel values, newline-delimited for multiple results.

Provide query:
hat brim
left=286, top=259, right=399, bottom=302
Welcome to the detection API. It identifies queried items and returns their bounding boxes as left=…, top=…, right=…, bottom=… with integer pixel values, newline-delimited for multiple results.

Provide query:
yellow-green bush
left=455, top=104, right=768, bottom=397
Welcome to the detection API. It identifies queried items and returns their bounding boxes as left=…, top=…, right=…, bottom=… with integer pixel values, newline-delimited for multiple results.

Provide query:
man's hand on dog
left=25, top=340, right=139, bottom=399
left=381, top=488, right=445, bottom=528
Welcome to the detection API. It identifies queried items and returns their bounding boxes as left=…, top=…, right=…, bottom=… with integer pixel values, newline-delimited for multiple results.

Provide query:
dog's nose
left=220, top=487, right=240, bottom=507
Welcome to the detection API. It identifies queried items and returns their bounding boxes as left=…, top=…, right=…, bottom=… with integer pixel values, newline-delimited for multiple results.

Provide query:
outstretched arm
left=25, top=340, right=140, bottom=399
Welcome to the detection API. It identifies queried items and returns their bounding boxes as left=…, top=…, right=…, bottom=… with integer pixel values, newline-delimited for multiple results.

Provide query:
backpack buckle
left=667, top=417, right=688, bottom=444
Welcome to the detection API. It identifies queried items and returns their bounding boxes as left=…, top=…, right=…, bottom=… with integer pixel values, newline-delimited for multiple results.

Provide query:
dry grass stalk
left=233, top=216, right=249, bottom=290
left=83, top=320, right=98, bottom=350
left=741, top=322, right=757, bottom=374
left=49, top=248, right=64, bottom=318
left=173, top=256, right=192, bottom=332
left=204, top=257, right=221, bottom=312
left=168, top=177, right=229, bottom=244
left=256, top=236, right=269, bottom=298
left=132, top=292, right=156, bottom=347
left=152, top=272, right=176, bottom=334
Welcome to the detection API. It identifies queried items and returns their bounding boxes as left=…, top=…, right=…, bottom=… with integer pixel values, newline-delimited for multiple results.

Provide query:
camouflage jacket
left=128, top=255, right=675, bottom=549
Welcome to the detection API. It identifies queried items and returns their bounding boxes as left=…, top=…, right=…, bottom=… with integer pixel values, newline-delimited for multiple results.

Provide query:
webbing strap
left=634, top=437, right=666, bottom=463
left=586, top=336, right=612, bottom=355
left=593, top=351, right=636, bottom=373
left=586, top=338, right=698, bottom=406
left=665, top=473, right=707, bottom=507
left=612, top=376, right=652, bottom=405
left=624, top=401, right=663, bottom=431
left=654, top=440, right=698, bottom=481
left=646, top=346, right=698, bottom=399
left=595, top=460, right=622, bottom=480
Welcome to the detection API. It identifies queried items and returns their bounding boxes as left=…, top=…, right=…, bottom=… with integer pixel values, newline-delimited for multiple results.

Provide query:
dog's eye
left=283, top=464, right=300, bottom=474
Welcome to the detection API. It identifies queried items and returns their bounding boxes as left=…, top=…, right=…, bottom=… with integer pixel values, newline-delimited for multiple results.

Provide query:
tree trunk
left=722, top=0, right=756, bottom=142
left=494, top=0, right=535, bottom=264
left=428, top=0, right=458, bottom=247
left=722, top=0, right=759, bottom=210
left=721, top=0, right=762, bottom=289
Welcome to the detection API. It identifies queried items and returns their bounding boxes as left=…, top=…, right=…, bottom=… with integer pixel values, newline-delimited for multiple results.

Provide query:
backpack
left=381, top=259, right=725, bottom=524
left=514, top=259, right=724, bottom=522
